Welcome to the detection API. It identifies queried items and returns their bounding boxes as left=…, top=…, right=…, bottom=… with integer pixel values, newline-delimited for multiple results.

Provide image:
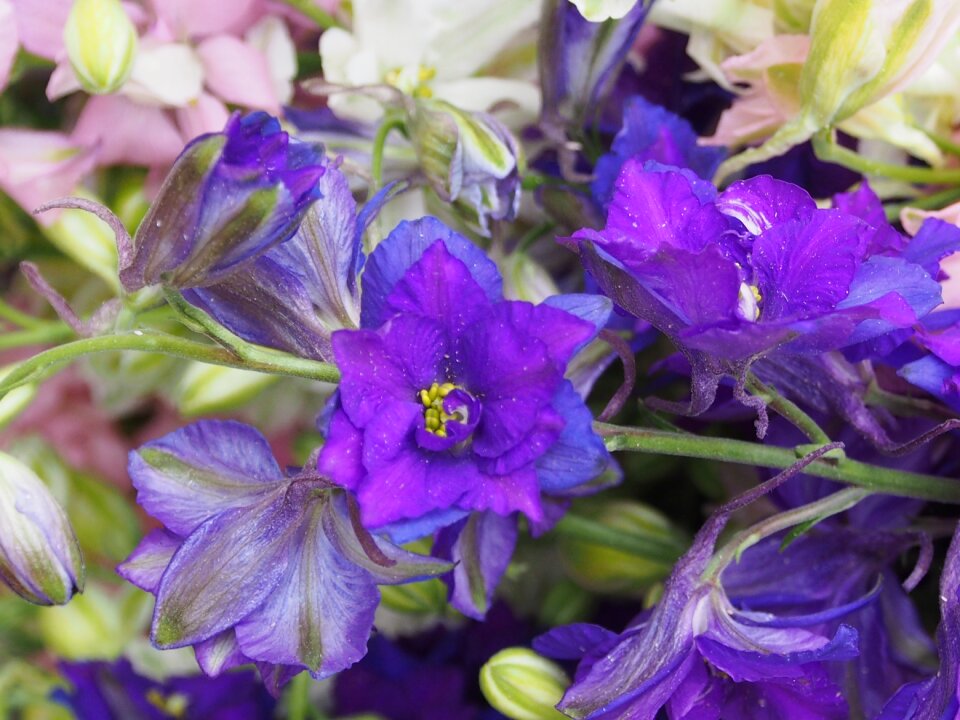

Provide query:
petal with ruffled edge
left=536, top=380, right=611, bottom=493
left=753, top=211, right=864, bottom=322
left=718, top=175, right=816, bottom=235
left=129, top=420, right=285, bottom=537
left=360, top=217, right=502, bottom=329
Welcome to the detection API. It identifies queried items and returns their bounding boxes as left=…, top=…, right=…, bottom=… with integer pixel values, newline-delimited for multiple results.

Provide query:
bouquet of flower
left=3, top=1, right=960, bottom=718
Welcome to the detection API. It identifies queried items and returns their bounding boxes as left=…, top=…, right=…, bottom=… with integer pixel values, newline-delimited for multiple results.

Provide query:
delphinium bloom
left=535, top=487, right=861, bottom=719
left=318, top=216, right=612, bottom=530
left=118, top=111, right=327, bottom=291
left=56, top=658, right=275, bottom=720
left=571, top=159, right=959, bottom=417
left=317, top=217, right=613, bottom=614
left=118, top=420, right=450, bottom=694
left=182, top=160, right=375, bottom=361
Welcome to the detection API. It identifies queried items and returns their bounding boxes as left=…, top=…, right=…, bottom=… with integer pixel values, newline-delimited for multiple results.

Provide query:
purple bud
left=120, top=112, right=326, bottom=291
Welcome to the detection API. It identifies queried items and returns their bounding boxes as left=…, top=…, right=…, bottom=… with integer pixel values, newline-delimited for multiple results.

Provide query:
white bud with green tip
left=480, top=648, right=569, bottom=720
left=64, top=0, right=139, bottom=95
left=0, top=452, right=84, bottom=605
left=176, top=363, right=279, bottom=416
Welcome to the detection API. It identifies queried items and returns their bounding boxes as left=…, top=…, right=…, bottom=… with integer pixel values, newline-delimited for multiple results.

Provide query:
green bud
left=379, top=578, right=449, bottom=615
left=560, top=500, right=681, bottom=595
left=0, top=452, right=84, bottom=606
left=176, top=363, right=279, bottom=416
left=408, top=98, right=521, bottom=234
left=480, top=648, right=569, bottom=720
left=64, top=0, right=138, bottom=94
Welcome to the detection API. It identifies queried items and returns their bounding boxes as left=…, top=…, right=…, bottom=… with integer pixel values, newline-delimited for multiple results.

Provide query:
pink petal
left=175, top=92, right=230, bottom=143
left=71, top=95, right=185, bottom=168
left=12, top=0, right=71, bottom=60
left=0, top=0, right=18, bottom=92
left=197, top=34, right=279, bottom=112
left=0, top=129, right=96, bottom=220
left=150, top=0, right=265, bottom=38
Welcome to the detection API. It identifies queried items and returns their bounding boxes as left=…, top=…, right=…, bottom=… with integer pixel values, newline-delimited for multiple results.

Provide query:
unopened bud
left=479, top=648, right=569, bottom=720
left=64, top=0, right=138, bottom=94
left=176, top=363, right=278, bottom=416
left=0, top=452, right=84, bottom=605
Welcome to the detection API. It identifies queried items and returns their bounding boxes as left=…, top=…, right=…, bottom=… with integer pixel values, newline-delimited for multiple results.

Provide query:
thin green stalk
left=553, top=514, right=687, bottom=563
left=884, top=185, right=960, bottom=223
left=745, top=374, right=830, bottom=445
left=274, top=0, right=340, bottom=28
left=596, top=423, right=960, bottom=503
left=0, top=332, right=340, bottom=399
left=0, top=322, right=73, bottom=351
left=287, top=672, right=310, bottom=720
left=0, top=299, right=45, bottom=329
left=371, top=114, right=407, bottom=192
left=705, top=487, right=869, bottom=578
left=813, top=132, right=960, bottom=185
left=924, top=129, right=960, bottom=158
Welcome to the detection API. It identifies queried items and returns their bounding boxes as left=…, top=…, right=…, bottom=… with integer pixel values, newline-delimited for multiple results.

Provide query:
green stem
left=745, top=374, right=831, bottom=444
left=0, top=332, right=340, bottom=399
left=883, top=185, right=960, bottom=223
left=924, top=128, right=960, bottom=158
left=0, top=299, right=45, bottom=329
left=866, top=380, right=958, bottom=422
left=812, top=131, right=960, bottom=185
left=554, top=514, right=687, bottom=563
left=286, top=672, right=310, bottom=720
left=273, top=0, right=340, bottom=28
left=705, top=487, right=868, bottom=579
left=370, top=114, right=407, bottom=192
left=0, top=322, right=73, bottom=351
left=595, top=423, right=960, bottom=503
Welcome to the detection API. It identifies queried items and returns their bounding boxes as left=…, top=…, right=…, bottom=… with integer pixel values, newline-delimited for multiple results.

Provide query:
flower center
left=737, top=282, right=762, bottom=322
left=385, top=64, right=436, bottom=98
left=417, top=383, right=480, bottom=442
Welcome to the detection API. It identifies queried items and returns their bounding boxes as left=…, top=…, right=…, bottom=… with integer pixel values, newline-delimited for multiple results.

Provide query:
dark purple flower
left=317, top=217, right=613, bottom=537
left=571, top=162, right=959, bottom=417
left=876, top=522, right=960, bottom=720
left=121, top=112, right=326, bottom=291
left=118, top=420, right=450, bottom=695
left=333, top=603, right=529, bottom=720
left=536, top=493, right=860, bottom=719
left=539, top=0, right=651, bottom=131
left=55, top=659, right=275, bottom=720
left=592, top=96, right=726, bottom=206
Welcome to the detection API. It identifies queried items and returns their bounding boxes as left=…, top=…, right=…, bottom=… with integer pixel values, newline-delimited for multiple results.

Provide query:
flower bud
left=0, top=452, right=84, bottom=605
left=64, top=0, right=138, bottom=95
left=121, top=112, right=327, bottom=291
left=175, top=363, right=278, bottom=416
left=408, top=99, right=521, bottom=235
left=379, top=577, right=449, bottom=615
left=480, top=648, right=569, bottom=720
left=39, top=584, right=149, bottom=659
left=560, top=500, right=682, bottom=594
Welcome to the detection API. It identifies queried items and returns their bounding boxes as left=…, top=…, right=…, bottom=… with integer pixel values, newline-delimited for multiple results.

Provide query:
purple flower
left=121, top=112, right=326, bottom=291
left=539, top=0, right=651, bottom=131
left=536, top=496, right=860, bottom=719
left=576, top=162, right=950, bottom=362
left=118, top=420, right=450, bottom=695
left=876, top=522, right=960, bottom=720
left=317, top=217, right=613, bottom=536
left=592, top=96, right=726, bottom=206
left=182, top=164, right=394, bottom=361
left=55, top=659, right=275, bottom=720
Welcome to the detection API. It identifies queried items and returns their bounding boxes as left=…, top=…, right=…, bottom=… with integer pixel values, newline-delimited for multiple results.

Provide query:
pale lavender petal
left=194, top=629, right=253, bottom=676
left=130, top=420, right=285, bottom=536
left=117, top=529, right=181, bottom=594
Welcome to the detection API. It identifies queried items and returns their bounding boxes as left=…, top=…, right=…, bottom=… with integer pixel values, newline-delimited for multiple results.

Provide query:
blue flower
left=317, top=217, right=613, bottom=534
left=118, top=420, right=449, bottom=695
left=121, top=112, right=326, bottom=291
